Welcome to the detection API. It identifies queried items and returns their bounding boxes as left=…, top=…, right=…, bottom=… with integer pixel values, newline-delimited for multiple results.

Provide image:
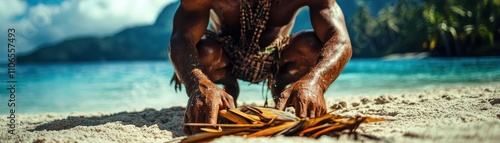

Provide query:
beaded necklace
left=239, top=0, right=271, bottom=53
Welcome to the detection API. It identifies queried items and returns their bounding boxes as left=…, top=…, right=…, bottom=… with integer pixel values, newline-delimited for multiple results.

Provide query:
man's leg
left=195, top=37, right=240, bottom=103
left=270, top=31, right=323, bottom=104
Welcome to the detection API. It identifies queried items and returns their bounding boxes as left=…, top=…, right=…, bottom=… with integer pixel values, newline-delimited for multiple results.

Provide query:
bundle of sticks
left=178, top=107, right=385, bottom=143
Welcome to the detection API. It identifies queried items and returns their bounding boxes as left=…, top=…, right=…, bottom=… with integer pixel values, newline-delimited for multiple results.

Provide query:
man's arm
left=169, top=0, right=212, bottom=95
left=275, top=0, right=352, bottom=117
left=306, top=0, right=352, bottom=91
left=169, top=0, right=235, bottom=135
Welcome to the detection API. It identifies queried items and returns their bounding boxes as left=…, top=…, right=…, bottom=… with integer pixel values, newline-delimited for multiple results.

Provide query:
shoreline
left=1, top=84, right=499, bottom=142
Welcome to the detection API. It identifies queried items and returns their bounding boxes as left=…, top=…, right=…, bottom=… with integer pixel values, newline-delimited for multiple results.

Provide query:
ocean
left=1, top=57, right=499, bottom=114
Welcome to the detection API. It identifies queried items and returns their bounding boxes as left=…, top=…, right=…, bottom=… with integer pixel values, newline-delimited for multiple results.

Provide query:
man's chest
left=211, top=0, right=304, bottom=28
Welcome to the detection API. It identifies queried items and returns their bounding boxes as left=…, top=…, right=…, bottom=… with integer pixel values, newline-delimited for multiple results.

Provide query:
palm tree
left=422, top=0, right=467, bottom=56
left=391, top=0, right=427, bottom=54
left=350, top=0, right=500, bottom=57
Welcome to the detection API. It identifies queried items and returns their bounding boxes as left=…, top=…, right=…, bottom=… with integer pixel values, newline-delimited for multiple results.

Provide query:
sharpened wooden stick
left=219, top=110, right=251, bottom=124
left=227, top=109, right=262, bottom=123
left=298, top=123, right=334, bottom=136
left=180, top=128, right=250, bottom=143
left=185, top=123, right=266, bottom=128
left=200, top=128, right=222, bottom=133
left=247, top=121, right=298, bottom=137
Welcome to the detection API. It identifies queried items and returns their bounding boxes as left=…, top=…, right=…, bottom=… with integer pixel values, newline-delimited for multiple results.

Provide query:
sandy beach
left=1, top=84, right=499, bottom=143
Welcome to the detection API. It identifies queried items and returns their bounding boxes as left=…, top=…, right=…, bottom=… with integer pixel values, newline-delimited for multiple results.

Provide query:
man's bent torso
left=208, top=0, right=305, bottom=82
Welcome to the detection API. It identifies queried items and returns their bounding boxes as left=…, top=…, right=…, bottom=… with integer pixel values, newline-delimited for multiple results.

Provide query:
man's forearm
left=305, top=1, right=352, bottom=92
left=169, top=38, right=208, bottom=95
left=169, top=0, right=212, bottom=95
left=302, top=38, right=352, bottom=92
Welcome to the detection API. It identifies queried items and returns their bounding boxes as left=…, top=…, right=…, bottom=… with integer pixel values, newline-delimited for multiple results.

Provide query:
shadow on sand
left=31, top=106, right=186, bottom=136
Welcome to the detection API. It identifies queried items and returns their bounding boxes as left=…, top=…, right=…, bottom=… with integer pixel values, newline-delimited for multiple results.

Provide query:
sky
left=1, top=0, right=175, bottom=58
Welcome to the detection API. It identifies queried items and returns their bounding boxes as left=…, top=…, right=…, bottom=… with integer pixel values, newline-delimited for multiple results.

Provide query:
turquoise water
left=1, top=57, right=499, bottom=114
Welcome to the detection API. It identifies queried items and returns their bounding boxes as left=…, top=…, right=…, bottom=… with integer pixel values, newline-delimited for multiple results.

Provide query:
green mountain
left=18, top=1, right=180, bottom=63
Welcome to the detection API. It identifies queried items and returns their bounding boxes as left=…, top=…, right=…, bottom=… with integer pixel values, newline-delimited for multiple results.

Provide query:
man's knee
left=195, top=38, right=230, bottom=81
left=196, top=38, right=229, bottom=67
left=290, top=31, right=323, bottom=51
left=282, top=31, right=322, bottom=64
left=196, top=38, right=223, bottom=60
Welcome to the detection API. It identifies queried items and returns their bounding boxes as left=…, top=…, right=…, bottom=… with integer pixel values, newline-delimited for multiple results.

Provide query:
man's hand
left=184, top=78, right=236, bottom=135
left=276, top=80, right=327, bottom=118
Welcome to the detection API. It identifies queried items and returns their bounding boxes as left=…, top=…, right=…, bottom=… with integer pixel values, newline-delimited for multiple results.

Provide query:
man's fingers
left=317, top=109, right=325, bottom=117
left=276, top=89, right=291, bottom=110
left=206, top=103, right=219, bottom=125
left=316, top=97, right=327, bottom=117
left=308, top=100, right=320, bottom=118
left=224, top=94, right=236, bottom=109
left=186, top=105, right=201, bottom=135
left=318, top=104, right=326, bottom=116
left=183, top=111, right=192, bottom=135
left=296, top=101, right=308, bottom=118
left=308, top=107, right=316, bottom=118
left=221, top=96, right=230, bottom=109
left=191, top=113, right=205, bottom=134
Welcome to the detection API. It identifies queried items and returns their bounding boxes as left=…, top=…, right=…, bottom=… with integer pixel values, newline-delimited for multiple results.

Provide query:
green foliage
left=350, top=0, right=500, bottom=57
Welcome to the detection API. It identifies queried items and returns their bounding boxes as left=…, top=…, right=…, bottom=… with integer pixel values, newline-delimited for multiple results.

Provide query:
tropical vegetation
left=350, top=0, right=500, bottom=57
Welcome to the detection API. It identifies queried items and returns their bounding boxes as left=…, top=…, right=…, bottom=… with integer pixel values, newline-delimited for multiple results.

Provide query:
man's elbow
left=170, top=33, right=186, bottom=46
left=168, top=35, right=186, bottom=58
left=331, top=37, right=352, bottom=60
left=169, top=34, right=190, bottom=50
left=342, top=40, right=353, bottom=59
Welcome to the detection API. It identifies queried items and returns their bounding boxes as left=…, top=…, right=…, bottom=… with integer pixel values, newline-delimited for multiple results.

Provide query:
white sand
left=1, top=84, right=499, bottom=143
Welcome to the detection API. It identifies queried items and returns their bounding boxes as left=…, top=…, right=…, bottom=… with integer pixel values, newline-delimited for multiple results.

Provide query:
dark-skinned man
left=168, top=0, right=352, bottom=135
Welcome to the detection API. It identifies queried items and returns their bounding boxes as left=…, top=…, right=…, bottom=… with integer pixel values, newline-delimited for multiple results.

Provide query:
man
left=169, top=0, right=352, bottom=135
